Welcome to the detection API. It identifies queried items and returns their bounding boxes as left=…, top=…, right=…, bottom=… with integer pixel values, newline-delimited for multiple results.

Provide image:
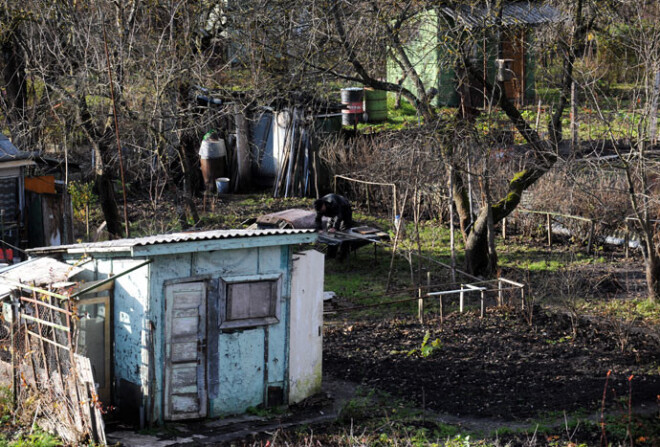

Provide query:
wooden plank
left=21, top=314, right=70, bottom=332
left=19, top=296, right=72, bottom=315
left=26, top=329, right=70, bottom=351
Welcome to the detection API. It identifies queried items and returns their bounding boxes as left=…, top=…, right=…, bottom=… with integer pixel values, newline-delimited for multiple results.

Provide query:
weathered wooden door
left=502, top=29, right=526, bottom=106
left=164, top=281, right=207, bottom=420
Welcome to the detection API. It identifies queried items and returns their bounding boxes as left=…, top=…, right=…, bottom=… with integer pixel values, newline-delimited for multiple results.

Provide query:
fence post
left=418, top=288, right=424, bottom=324
left=624, top=219, right=630, bottom=259
left=521, top=285, right=526, bottom=311
left=439, top=295, right=443, bottom=323
left=459, top=285, right=464, bottom=313
left=480, top=290, right=485, bottom=318
left=587, top=219, right=595, bottom=254
left=9, top=292, right=17, bottom=410
left=498, top=279, right=503, bottom=306
left=366, top=185, right=371, bottom=214
left=546, top=213, right=552, bottom=247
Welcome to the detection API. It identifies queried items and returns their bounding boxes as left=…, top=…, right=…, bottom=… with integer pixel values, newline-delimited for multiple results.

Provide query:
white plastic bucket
left=215, top=177, right=230, bottom=194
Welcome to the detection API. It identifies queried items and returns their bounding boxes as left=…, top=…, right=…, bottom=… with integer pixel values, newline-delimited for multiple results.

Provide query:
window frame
left=218, top=274, right=282, bottom=329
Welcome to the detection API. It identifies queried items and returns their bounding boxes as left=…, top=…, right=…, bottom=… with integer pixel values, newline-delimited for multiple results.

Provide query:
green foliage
left=246, top=405, right=285, bottom=417
left=545, top=335, right=573, bottom=345
left=0, top=429, right=61, bottom=447
left=0, top=387, right=12, bottom=424
left=68, top=181, right=97, bottom=221
left=595, top=298, right=660, bottom=325
left=338, top=389, right=378, bottom=423
left=406, top=331, right=442, bottom=358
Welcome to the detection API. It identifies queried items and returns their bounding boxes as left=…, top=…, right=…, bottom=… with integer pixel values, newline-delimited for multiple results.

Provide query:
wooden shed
left=0, top=134, right=35, bottom=255
left=27, top=228, right=323, bottom=425
left=386, top=2, right=562, bottom=108
left=0, top=133, right=74, bottom=260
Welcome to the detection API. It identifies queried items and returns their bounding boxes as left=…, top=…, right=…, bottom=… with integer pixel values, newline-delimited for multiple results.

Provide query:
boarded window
left=219, top=276, right=281, bottom=329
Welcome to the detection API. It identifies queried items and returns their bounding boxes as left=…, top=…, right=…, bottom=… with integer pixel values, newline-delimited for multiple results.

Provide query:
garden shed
left=386, top=1, right=562, bottom=107
left=0, top=133, right=35, bottom=256
left=27, top=228, right=323, bottom=426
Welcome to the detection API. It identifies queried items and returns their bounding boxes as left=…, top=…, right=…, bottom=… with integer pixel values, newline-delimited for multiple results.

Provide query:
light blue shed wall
left=94, top=258, right=151, bottom=396
left=149, top=245, right=291, bottom=420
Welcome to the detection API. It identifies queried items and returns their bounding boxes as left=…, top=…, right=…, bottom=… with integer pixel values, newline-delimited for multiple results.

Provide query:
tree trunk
left=464, top=207, right=493, bottom=276
left=96, top=171, right=123, bottom=238
left=177, top=132, right=200, bottom=225
left=645, top=252, right=660, bottom=303
left=449, top=164, right=472, bottom=238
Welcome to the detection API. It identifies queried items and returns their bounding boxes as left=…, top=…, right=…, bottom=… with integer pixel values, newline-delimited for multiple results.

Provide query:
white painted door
left=164, top=281, right=207, bottom=420
left=289, top=250, right=324, bottom=404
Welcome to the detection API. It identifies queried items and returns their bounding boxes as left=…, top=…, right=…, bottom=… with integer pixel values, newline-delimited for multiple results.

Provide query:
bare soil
left=323, top=308, right=660, bottom=421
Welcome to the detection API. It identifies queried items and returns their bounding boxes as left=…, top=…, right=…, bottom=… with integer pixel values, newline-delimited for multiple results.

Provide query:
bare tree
left=0, top=0, right=232, bottom=237
left=233, top=0, right=594, bottom=276
left=585, top=1, right=660, bottom=301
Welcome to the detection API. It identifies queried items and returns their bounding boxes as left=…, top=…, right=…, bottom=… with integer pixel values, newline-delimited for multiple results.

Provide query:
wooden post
left=426, top=272, right=431, bottom=322
left=502, top=217, right=507, bottom=240
left=498, top=279, right=503, bottom=306
left=10, top=293, right=17, bottom=410
left=85, top=204, right=90, bottom=241
left=546, top=213, right=552, bottom=247
left=418, top=288, right=424, bottom=324
left=392, top=184, right=398, bottom=225
left=587, top=220, right=595, bottom=254
left=521, top=285, right=526, bottom=311
left=449, top=165, right=456, bottom=284
left=480, top=290, right=485, bottom=318
left=439, top=295, right=444, bottom=323
left=624, top=219, right=630, bottom=260
left=570, top=80, right=578, bottom=148
left=459, top=285, right=464, bottom=313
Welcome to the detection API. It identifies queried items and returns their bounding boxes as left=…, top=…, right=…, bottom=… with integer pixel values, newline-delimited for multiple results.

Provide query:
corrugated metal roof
left=0, top=134, right=32, bottom=162
left=28, top=228, right=316, bottom=255
left=441, top=2, right=563, bottom=28
left=0, top=257, right=83, bottom=297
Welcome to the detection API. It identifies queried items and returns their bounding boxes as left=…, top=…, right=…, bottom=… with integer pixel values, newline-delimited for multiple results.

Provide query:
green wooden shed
left=386, top=2, right=562, bottom=108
